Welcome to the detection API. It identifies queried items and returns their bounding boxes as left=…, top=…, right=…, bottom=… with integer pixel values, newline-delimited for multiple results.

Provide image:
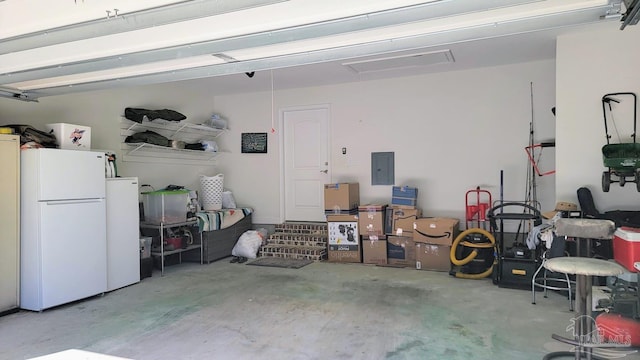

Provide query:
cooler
left=391, top=186, right=418, bottom=207
left=613, top=227, right=640, bottom=272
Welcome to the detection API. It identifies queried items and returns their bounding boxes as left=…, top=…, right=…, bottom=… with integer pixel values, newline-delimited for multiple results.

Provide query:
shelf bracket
left=170, top=123, right=189, bottom=139
left=128, top=143, right=146, bottom=155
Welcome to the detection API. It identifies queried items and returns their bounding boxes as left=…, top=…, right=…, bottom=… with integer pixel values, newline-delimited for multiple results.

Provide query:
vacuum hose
left=449, top=228, right=496, bottom=280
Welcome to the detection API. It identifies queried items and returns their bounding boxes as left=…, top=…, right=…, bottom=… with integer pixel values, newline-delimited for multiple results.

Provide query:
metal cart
left=487, top=201, right=543, bottom=289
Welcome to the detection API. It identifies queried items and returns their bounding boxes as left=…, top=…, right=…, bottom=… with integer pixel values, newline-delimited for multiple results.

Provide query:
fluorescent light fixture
left=343, top=49, right=454, bottom=74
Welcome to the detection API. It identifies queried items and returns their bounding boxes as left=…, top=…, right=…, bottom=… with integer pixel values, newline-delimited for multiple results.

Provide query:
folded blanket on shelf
left=196, top=208, right=253, bottom=232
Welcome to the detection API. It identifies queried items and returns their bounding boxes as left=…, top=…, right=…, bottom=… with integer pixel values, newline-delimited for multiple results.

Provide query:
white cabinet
left=120, top=118, right=226, bottom=164
left=0, top=135, right=19, bottom=314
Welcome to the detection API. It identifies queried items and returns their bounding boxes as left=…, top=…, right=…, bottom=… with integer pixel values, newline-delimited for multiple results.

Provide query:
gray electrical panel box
left=371, top=152, right=394, bottom=185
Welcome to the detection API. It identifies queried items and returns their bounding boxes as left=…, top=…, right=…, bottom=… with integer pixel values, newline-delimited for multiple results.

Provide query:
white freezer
left=22, top=148, right=105, bottom=201
left=106, top=177, right=140, bottom=292
left=21, top=198, right=107, bottom=311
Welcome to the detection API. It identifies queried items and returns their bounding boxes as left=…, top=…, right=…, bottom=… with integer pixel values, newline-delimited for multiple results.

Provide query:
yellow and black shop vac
left=450, top=187, right=496, bottom=279
left=449, top=228, right=496, bottom=279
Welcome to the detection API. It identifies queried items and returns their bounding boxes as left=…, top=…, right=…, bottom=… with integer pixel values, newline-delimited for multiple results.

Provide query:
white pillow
left=222, top=191, right=237, bottom=209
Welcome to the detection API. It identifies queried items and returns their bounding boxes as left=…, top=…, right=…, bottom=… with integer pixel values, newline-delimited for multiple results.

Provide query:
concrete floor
left=1, top=260, right=638, bottom=360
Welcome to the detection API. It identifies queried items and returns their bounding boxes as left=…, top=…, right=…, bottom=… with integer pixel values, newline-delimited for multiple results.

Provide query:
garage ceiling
left=0, top=0, right=631, bottom=101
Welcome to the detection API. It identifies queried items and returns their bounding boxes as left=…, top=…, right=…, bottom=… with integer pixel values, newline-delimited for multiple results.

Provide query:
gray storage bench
left=183, top=211, right=253, bottom=263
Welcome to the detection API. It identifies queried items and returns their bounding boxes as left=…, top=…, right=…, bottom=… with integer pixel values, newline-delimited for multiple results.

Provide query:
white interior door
left=283, top=106, right=329, bottom=222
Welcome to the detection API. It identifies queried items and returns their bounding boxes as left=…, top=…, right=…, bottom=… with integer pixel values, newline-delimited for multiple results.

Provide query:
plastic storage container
left=45, top=123, right=91, bottom=150
left=142, top=189, right=191, bottom=224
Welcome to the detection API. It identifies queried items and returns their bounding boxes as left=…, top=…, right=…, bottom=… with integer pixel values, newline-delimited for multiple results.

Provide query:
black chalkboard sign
left=241, top=132, right=268, bottom=153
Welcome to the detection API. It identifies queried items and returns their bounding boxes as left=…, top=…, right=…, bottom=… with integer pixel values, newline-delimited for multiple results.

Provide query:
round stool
left=554, top=218, right=616, bottom=240
left=543, top=257, right=626, bottom=360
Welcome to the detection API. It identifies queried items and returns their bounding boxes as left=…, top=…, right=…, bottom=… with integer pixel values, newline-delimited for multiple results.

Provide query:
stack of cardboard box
left=413, top=218, right=460, bottom=271
left=387, top=186, right=420, bottom=267
left=323, top=183, right=461, bottom=273
left=324, top=183, right=361, bottom=263
left=359, top=204, right=388, bottom=265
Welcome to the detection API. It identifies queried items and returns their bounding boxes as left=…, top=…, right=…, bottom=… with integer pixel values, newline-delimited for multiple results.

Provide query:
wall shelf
left=120, top=117, right=227, bottom=164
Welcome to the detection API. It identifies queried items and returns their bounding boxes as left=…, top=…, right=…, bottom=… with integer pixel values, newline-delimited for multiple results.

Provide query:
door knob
left=320, top=169, right=328, bottom=174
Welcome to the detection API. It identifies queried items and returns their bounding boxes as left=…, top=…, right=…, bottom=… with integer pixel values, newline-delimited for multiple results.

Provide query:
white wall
left=0, top=59, right=557, bottom=226
left=556, top=22, right=640, bottom=213
left=252, top=61, right=555, bottom=224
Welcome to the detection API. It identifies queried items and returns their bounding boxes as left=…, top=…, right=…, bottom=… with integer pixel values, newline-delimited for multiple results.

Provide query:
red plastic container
left=596, top=313, right=640, bottom=347
left=165, top=237, right=182, bottom=249
left=613, top=227, right=640, bottom=272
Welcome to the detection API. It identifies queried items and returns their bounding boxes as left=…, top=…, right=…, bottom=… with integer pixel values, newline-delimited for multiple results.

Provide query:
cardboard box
left=392, top=186, right=418, bottom=208
left=392, top=207, right=422, bottom=235
left=362, top=234, right=387, bottom=240
left=385, top=207, right=394, bottom=235
left=324, top=183, right=359, bottom=213
left=46, top=123, right=91, bottom=150
left=413, top=217, right=460, bottom=245
left=358, top=204, right=387, bottom=236
left=327, top=214, right=361, bottom=263
left=362, top=238, right=387, bottom=265
left=387, top=235, right=415, bottom=267
left=415, top=243, right=452, bottom=272
left=328, top=250, right=361, bottom=263
left=613, top=227, right=640, bottom=272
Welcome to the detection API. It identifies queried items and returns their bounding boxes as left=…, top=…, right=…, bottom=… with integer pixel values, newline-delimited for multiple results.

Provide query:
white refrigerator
left=106, top=177, right=140, bottom=291
left=21, top=149, right=107, bottom=311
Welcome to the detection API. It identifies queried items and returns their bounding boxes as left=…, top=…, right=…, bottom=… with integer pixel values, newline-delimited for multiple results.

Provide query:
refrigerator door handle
left=44, top=199, right=104, bottom=206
